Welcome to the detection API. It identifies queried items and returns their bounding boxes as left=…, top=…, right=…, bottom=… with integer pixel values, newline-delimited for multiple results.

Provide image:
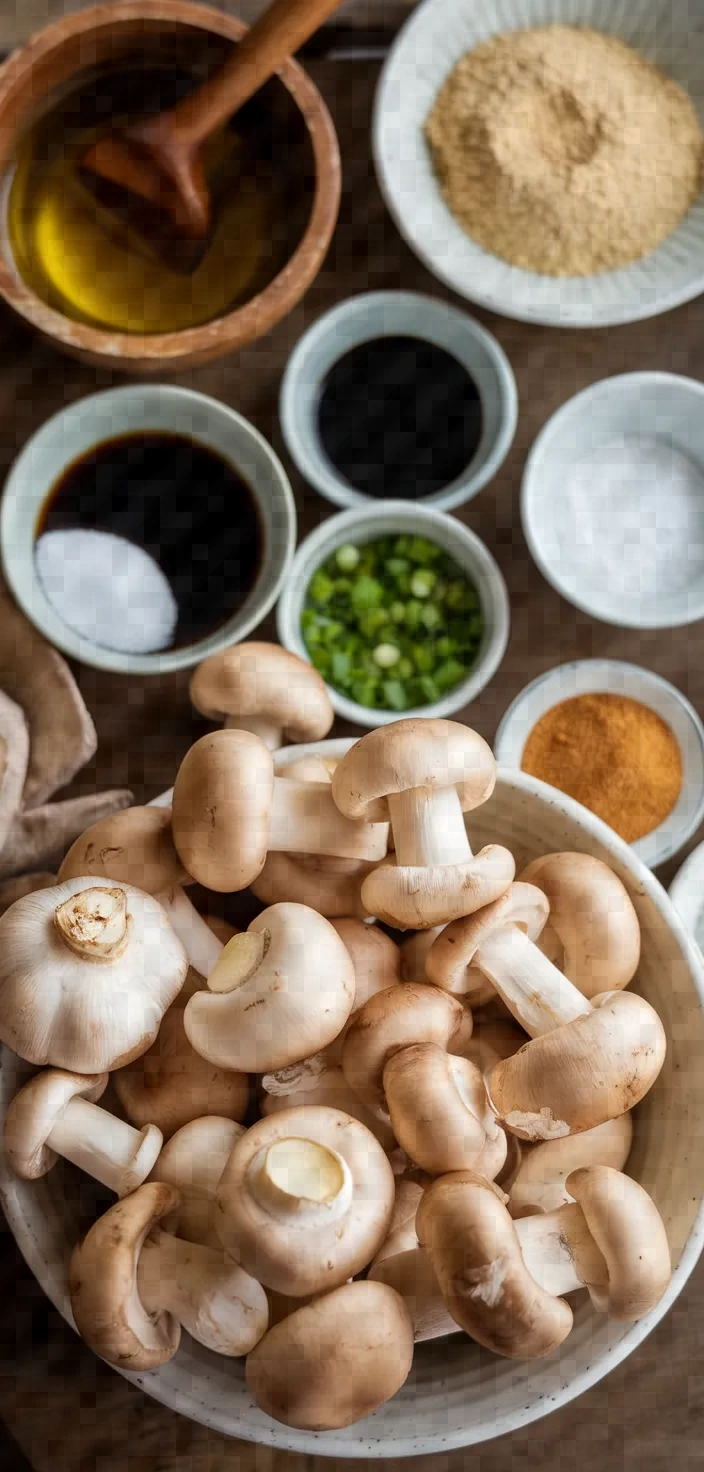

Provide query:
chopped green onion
left=373, top=643, right=401, bottom=669
left=410, top=568, right=436, bottom=599
left=336, top=543, right=361, bottom=572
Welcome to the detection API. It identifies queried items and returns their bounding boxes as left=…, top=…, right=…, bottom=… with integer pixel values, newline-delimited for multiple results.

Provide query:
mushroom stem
left=514, top=1202, right=609, bottom=1299
left=54, top=886, right=130, bottom=962
left=247, top=1137, right=353, bottom=1224
left=207, top=930, right=269, bottom=994
left=388, top=786, right=471, bottom=868
left=48, top=1097, right=162, bottom=1197
left=475, top=925, right=591, bottom=1036
left=136, top=1228, right=267, bottom=1357
left=268, top=780, right=388, bottom=862
left=224, top=712, right=280, bottom=749
left=156, top=886, right=224, bottom=980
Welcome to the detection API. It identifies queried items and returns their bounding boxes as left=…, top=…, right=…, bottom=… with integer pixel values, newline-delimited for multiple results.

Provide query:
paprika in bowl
left=494, top=659, right=704, bottom=869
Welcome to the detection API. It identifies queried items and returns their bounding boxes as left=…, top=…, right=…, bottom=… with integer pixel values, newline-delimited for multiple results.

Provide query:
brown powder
left=520, top=692, right=683, bottom=842
left=425, top=25, right=704, bottom=277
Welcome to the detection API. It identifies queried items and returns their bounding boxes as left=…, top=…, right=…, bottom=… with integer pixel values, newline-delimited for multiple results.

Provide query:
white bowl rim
left=275, top=500, right=510, bottom=726
left=279, top=289, right=518, bottom=511
left=669, top=839, right=704, bottom=938
left=0, top=384, right=297, bottom=675
left=494, top=658, right=704, bottom=868
left=2, top=760, right=704, bottom=1455
left=521, top=372, right=704, bottom=629
left=372, top=0, right=704, bottom=330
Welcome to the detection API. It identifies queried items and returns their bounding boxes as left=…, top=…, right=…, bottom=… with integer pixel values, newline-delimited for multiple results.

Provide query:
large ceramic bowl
left=1, top=751, right=703, bottom=1455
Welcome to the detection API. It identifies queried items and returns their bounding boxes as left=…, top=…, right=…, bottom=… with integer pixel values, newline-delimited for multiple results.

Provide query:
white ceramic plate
left=373, top=0, right=704, bottom=328
left=494, top=660, right=704, bottom=868
left=2, top=760, right=704, bottom=1455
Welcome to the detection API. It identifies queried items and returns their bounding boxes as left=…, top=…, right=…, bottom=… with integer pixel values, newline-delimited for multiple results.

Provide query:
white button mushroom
left=341, top=983, right=474, bottom=1123
left=245, top=1280, right=414, bottom=1431
left=368, top=1176, right=457, bottom=1343
left=0, top=877, right=188, bottom=1072
left=331, top=719, right=515, bottom=928
left=509, top=1114, right=633, bottom=1216
left=190, top=641, right=333, bottom=750
left=69, top=1181, right=269, bottom=1370
left=426, top=883, right=665, bottom=1139
left=4, top=1067, right=162, bottom=1196
left=149, top=1115, right=246, bottom=1247
left=519, top=852, right=641, bottom=997
left=214, top=1105, right=395, bottom=1297
left=171, top=731, right=388, bottom=894
left=184, top=903, right=356, bottom=1074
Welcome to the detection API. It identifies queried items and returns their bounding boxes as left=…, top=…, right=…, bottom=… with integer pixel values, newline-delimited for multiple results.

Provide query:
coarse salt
left=36, top=528, right=178, bottom=654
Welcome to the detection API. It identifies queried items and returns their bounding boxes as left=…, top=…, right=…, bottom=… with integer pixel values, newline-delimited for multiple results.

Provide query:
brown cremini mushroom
left=185, top=903, right=355, bottom=1074
left=332, top=719, right=514, bottom=928
left=519, top=852, right=641, bottom=997
left=190, top=642, right=333, bottom=750
left=509, top=1114, right=633, bottom=1216
left=172, top=730, right=388, bottom=893
left=149, top=1115, right=245, bottom=1247
left=215, top=1105, right=395, bottom=1296
left=368, top=1175, right=457, bottom=1343
left=383, top=1041, right=507, bottom=1177
left=246, top=1280, right=414, bottom=1430
left=261, top=1064, right=396, bottom=1151
left=5, top=1066, right=162, bottom=1196
left=0, top=877, right=188, bottom=1072
left=341, top=983, right=474, bottom=1122
left=70, top=1181, right=268, bottom=1369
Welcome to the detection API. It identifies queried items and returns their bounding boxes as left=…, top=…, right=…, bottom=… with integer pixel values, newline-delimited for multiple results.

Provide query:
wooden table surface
left=1, top=52, right=704, bottom=1472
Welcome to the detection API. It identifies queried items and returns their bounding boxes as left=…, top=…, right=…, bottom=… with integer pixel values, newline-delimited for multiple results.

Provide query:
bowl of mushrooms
left=0, top=645, right=702, bottom=1456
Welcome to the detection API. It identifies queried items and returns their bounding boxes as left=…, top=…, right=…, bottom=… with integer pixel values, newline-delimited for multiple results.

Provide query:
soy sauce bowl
left=276, top=501, right=510, bottom=728
left=280, top=290, right=518, bottom=511
left=0, top=385, right=296, bottom=675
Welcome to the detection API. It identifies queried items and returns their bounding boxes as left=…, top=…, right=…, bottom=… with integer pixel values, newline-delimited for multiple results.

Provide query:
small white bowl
left=495, top=659, right=704, bottom=868
left=276, top=500, right=510, bottom=727
left=280, top=290, right=517, bottom=511
left=373, top=0, right=704, bottom=328
left=669, top=842, right=704, bottom=952
left=0, top=385, right=297, bottom=675
left=522, top=373, right=704, bottom=629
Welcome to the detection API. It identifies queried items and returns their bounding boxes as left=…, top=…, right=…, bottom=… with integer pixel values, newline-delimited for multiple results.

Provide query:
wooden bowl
left=0, top=1, right=341, bottom=373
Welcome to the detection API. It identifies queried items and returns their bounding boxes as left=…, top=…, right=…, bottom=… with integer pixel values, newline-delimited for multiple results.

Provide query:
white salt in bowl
left=522, top=373, right=704, bottom=628
left=2, top=751, right=704, bottom=1454
left=374, top=0, right=704, bottom=328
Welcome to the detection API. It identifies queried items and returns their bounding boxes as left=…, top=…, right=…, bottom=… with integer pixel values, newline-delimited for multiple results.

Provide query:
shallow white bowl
left=373, top=0, right=704, bottom=328
left=494, top=659, right=704, bottom=868
left=669, top=841, right=704, bottom=954
left=275, top=500, right=510, bottom=726
left=280, top=291, right=517, bottom=511
left=1, top=754, right=704, bottom=1453
left=521, top=374, right=704, bottom=628
left=0, top=385, right=297, bottom=674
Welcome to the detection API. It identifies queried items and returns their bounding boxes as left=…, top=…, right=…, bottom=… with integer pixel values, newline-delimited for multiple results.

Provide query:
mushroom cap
left=4, top=1067, right=108, bottom=1179
left=215, top=1105, right=395, bottom=1296
left=150, top=1115, right=245, bottom=1246
left=185, top=903, right=355, bottom=1074
left=362, top=846, right=516, bottom=930
left=277, top=754, right=337, bottom=783
left=463, top=1017, right=528, bottom=1076
left=383, top=1042, right=507, bottom=1178
left=372, top=1175, right=426, bottom=1266
left=400, top=928, right=442, bottom=983
left=331, top=718, right=497, bottom=823
left=567, top=1165, right=671, bottom=1319
left=246, top=1280, right=414, bottom=1431
left=190, top=643, right=333, bottom=743
left=426, top=884, right=550, bottom=995
left=0, top=877, right=188, bottom=1073
left=331, top=919, right=402, bottom=1013
left=261, top=1065, right=396, bottom=1151
left=59, top=806, right=187, bottom=895
left=171, top=729, right=274, bottom=892
left=342, top=983, right=473, bottom=1120
left=113, top=969, right=248, bottom=1139
left=69, top=1181, right=183, bottom=1371
left=489, top=991, right=667, bottom=1140
left=416, top=1171, right=574, bottom=1358
left=369, top=1245, right=458, bottom=1343
left=519, top=853, right=641, bottom=998
left=510, top=1115, right=633, bottom=1215
left=251, top=851, right=373, bottom=919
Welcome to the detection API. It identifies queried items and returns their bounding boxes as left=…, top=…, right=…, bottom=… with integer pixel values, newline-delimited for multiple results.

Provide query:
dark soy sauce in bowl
left=317, top=335, right=483, bottom=499
left=38, top=432, right=264, bottom=648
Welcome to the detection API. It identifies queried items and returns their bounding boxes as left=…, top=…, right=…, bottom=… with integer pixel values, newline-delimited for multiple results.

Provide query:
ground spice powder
left=520, top=692, right=683, bottom=843
left=425, top=25, right=704, bottom=277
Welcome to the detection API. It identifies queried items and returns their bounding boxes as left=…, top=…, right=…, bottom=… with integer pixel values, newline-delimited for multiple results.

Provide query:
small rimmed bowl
left=280, top=291, right=518, bottom=511
left=0, top=0, right=340, bottom=374
left=522, top=373, right=704, bottom=628
left=276, top=500, right=510, bottom=727
left=494, top=659, right=704, bottom=868
left=2, top=758, right=704, bottom=1453
left=0, top=384, right=296, bottom=675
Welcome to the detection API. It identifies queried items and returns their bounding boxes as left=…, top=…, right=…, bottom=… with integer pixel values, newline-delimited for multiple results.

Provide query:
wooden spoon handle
left=168, top=0, right=344, bottom=146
